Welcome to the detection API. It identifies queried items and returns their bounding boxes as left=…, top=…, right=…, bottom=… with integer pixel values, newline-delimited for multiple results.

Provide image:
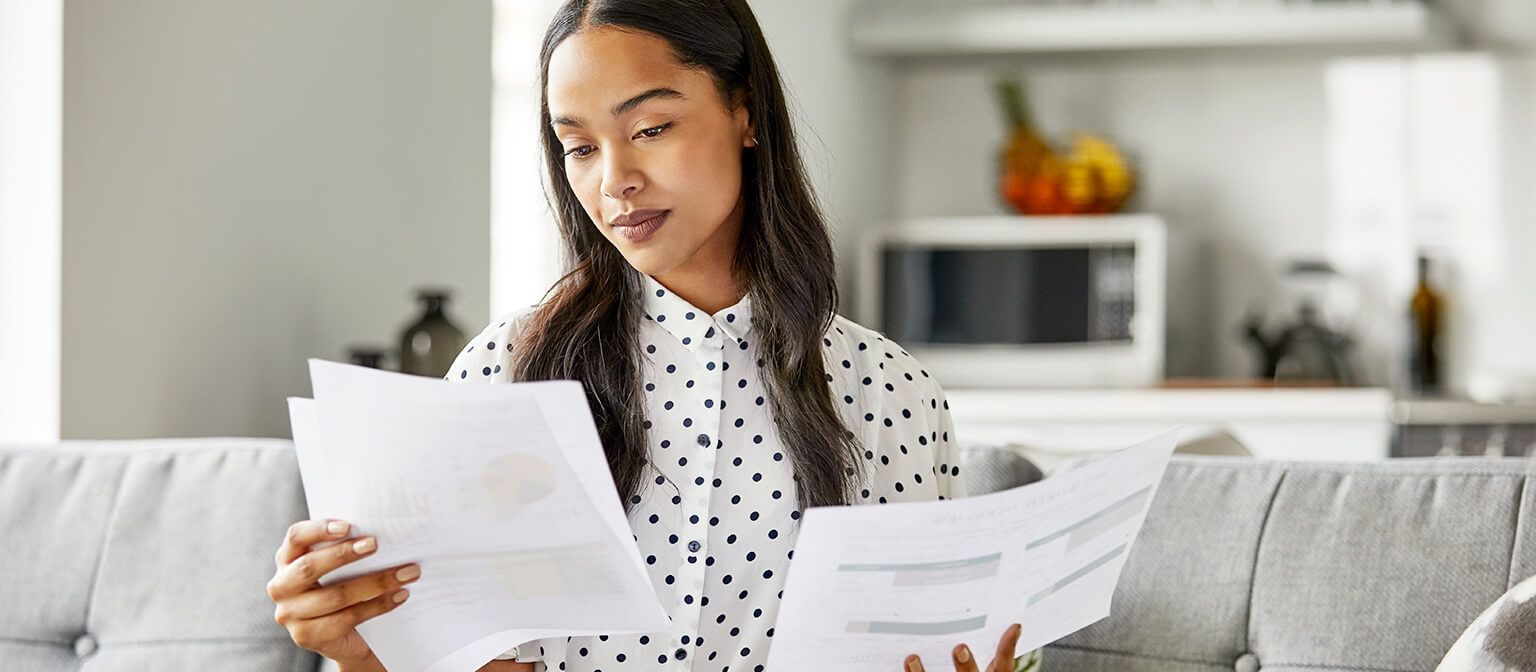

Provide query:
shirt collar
left=641, top=273, right=754, bottom=352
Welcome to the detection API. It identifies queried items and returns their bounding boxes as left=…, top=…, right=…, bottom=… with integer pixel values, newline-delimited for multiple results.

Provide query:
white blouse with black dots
left=445, top=272, right=967, bottom=672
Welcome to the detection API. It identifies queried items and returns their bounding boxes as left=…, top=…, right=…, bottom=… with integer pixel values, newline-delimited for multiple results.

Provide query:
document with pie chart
left=287, top=359, right=669, bottom=672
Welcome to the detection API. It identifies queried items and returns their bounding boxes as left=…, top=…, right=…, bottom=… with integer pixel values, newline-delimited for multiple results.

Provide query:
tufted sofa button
left=1234, top=652, right=1259, bottom=672
left=73, top=633, right=98, bottom=658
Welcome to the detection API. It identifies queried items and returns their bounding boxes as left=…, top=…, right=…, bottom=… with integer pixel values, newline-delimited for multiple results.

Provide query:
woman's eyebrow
left=552, top=87, right=687, bottom=129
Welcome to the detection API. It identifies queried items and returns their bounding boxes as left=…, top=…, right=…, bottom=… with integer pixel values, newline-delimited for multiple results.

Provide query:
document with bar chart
left=767, top=428, right=1179, bottom=671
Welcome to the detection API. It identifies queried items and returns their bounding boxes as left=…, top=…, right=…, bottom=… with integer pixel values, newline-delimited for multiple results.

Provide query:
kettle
left=1241, top=259, right=1360, bottom=386
left=1243, top=300, right=1357, bottom=385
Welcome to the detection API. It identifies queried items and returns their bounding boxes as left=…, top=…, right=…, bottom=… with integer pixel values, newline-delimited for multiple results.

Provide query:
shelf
left=848, top=2, right=1459, bottom=57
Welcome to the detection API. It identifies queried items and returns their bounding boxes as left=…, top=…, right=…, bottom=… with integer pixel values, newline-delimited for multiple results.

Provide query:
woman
left=266, top=1, right=1042, bottom=670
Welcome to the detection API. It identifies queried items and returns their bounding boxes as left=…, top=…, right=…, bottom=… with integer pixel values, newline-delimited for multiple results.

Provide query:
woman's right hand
left=267, top=519, right=422, bottom=669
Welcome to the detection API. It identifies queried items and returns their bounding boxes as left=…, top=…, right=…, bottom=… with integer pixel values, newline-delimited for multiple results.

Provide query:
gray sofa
left=1, top=438, right=1531, bottom=671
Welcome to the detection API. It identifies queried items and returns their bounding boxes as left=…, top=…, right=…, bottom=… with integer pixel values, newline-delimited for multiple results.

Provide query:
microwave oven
left=856, top=215, right=1166, bottom=388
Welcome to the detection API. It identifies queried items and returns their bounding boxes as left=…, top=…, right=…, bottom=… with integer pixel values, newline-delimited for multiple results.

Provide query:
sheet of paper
left=766, top=428, right=1181, bottom=670
left=286, top=359, right=671, bottom=672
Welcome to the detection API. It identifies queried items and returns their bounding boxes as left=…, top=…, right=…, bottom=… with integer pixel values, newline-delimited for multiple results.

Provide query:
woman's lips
left=613, top=210, right=668, bottom=243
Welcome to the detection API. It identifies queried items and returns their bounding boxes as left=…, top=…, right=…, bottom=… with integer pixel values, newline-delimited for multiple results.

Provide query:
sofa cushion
left=0, top=439, right=319, bottom=672
left=1048, top=456, right=1536, bottom=672
left=957, top=442, right=1044, bottom=495
left=1052, top=459, right=1282, bottom=665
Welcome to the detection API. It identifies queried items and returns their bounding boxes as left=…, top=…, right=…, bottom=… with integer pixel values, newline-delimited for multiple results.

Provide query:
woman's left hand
left=902, top=622, right=1022, bottom=672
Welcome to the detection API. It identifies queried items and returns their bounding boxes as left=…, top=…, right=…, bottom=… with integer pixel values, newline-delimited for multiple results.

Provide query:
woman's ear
left=735, top=91, right=755, bottom=148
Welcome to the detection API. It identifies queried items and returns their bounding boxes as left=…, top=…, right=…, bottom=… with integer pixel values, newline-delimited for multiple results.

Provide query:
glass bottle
left=398, top=288, right=467, bottom=378
left=1406, top=254, right=1444, bottom=396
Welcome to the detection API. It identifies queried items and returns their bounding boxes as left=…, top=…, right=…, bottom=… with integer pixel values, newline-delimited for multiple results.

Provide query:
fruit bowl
left=998, top=131, right=1137, bottom=216
left=994, top=76, right=1137, bottom=216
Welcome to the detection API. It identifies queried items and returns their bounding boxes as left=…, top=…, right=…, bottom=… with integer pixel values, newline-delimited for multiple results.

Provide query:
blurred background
left=4, top=0, right=1535, bottom=462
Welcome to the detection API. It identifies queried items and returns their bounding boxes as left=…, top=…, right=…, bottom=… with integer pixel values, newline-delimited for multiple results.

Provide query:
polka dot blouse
left=445, top=273, right=968, bottom=672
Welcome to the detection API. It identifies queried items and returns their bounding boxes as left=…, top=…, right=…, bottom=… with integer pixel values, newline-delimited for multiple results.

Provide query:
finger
left=987, top=623, right=1022, bottom=672
left=277, top=563, right=421, bottom=622
left=904, top=654, right=925, bottom=672
left=276, top=519, right=352, bottom=567
left=288, top=588, right=410, bottom=651
left=269, top=534, right=377, bottom=600
left=478, top=662, right=538, bottom=672
left=952, top=643, right=981, bottom=672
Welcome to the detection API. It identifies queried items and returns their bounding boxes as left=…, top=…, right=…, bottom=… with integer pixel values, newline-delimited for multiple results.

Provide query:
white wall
left=489, top=0, right=566, bottom=317
left=61, top=0, right=493, bottom=439
left=0, top=0, right=62, bottom=443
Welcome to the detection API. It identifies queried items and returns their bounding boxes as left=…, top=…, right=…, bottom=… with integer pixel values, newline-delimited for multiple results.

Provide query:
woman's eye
left=563, top=123, right=671, bottom=161
left=637, top=122, right=673, bottom=139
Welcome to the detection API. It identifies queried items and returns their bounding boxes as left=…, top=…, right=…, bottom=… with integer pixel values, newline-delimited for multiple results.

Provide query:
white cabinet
left=946, top=387, right=1395, bottom=468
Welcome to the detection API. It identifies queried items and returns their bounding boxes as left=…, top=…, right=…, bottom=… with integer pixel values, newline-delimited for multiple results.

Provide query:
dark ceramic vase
left=398, top=288, right=467, bottom=378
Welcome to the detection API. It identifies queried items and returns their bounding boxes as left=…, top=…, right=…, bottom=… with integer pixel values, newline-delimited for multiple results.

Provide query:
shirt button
left=674, top=648, right=688, bottom=660
left=688, top=540, right=701, bottom=552
left=696, top=433, right=710, bottom=447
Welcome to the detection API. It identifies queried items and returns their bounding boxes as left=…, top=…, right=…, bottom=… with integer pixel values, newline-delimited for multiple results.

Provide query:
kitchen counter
left=1391, top=398, right=1536, bottom=425
left=945, top=386, right=1395, bottom=462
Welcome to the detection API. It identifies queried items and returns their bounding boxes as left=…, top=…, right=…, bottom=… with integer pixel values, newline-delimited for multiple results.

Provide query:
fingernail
left=327, top=520, right=348, bottom=535
left=905, top=655, right=921, bottom=672
left=352, top=537, right=376, bottom=554
left=396, top=564, right=421, bottom=583
left=956, top=645, right=971, bottom=663
left=392, top=589, right=409, bottom=603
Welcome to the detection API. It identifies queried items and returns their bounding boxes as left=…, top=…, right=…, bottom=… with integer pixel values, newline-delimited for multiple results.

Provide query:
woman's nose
left=600, top=151, right=642, bottom=200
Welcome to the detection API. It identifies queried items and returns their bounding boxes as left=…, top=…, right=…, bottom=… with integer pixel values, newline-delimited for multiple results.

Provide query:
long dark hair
left=512, top=0, right=860, bottom=513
